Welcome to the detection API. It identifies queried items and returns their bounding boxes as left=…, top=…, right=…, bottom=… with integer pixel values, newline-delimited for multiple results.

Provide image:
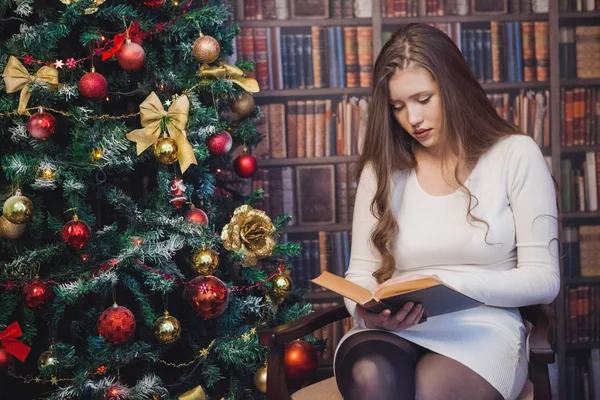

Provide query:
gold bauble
left=38, top=347, right=58, bottom=371
left=254, top=363, right=268, bottom=393
left=0, top=215, right=26, bottom=240
left=192, top=35, right=220, bottom=64
left=153, top=136, right=179, bottom=165
left=229, top=92, right=255, bottom=119
left=191, top=248, right=219, bottom=275
left=272, top=273, right=293, bottom=299
left=154, top=311, right=181, bottom=344
left=3, top=190, right=33, bottom=224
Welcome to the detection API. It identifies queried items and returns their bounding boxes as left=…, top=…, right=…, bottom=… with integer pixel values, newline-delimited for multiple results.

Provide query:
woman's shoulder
left=486, top=134, right=543, bottom=161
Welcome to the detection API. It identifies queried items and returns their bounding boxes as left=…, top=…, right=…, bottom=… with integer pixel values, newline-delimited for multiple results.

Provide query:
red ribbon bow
left=102, top=21, right=145, bottom=61
left=0, top=322, right=31, bottom=362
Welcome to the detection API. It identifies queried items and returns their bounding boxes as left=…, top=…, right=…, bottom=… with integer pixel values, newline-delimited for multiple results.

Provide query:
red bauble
left=233, top=153, right=258, bottom=178
left=284, top=339, right=318, bottom=382
left=97, top=304, right=136, bottom=345
left=184, top=275, right=229, bottom=319
left=144, top=0, right=166, bottom=7
left=186, top=207, right=208, bottom=226
left=79, top=71, right=108, bottom=100
left=23, top=279, right=52, bottom=308
left=62, top=217, right=91, bottom=249
left=0, top=347, right=13, bottom=372
left=206, top=131, right=233, bottom=156
left=27, top=111, right=56, bottom=140
left=117, top=40, right=145, bottom=71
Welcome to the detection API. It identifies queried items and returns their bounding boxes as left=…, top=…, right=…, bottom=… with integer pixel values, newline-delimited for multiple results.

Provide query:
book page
left=374, top=277, right=442, bottom=301
left=311, top=271, right=373, bottom=305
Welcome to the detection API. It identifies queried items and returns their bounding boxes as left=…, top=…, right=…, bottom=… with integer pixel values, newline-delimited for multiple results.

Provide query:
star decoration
left=250, top=327, right=256, bottom=334
left=242, top=333, right=251, bottom=341
left=53, top=60, right=64, bottom=69
left=66, top=58, right=77, bottom=68
left=34, top=377, right=41, bottom=383
left=164, top=99, right=172, bottom=107
left=200, top=348, right=209, bottom=357
left=50, top=376, right=58, bottom=385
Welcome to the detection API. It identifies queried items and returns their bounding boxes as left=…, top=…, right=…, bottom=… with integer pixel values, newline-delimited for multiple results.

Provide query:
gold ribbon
left=126, top=92, right=197, bottom=173
left=2, top=56, right=61, bottom=116
left=198, top=63, right=259, bottom=93
left=178, top=385, right=206, bottom=400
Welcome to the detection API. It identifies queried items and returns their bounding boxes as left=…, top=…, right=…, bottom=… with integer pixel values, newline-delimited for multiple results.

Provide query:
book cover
left=312, top=271, right=483, bottom=317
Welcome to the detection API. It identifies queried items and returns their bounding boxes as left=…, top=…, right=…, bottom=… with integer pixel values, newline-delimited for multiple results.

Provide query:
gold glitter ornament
left=221, top=205, right=276, bottom=267
left=192, top=35, right=220, bottom=64
left=229, top=92, right=255, bottom=119
left=272, top=272, right=293, bottom=299
left=3, top=189, right=33, bottom=224
left=153, top=311, right=181, bottom=345
left=59, top=0, right=106, bottom=14
left=0, top=215, right=26, bottom=240
left=191, top=248, right=219, bottom=275
left=153, top=136, right=179, bottom=165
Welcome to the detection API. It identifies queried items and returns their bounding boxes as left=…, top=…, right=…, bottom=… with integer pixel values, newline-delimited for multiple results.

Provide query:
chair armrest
left=523, top=306, right=555, bottom=364
left=259, top=303, right=350, bottom=348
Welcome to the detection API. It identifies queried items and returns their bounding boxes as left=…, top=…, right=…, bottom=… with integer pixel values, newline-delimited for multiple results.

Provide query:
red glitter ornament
left=23, top=278, right=52, bottom=308
left=97, top=303, right=136, bottom=345
left=184, top=275, right=229, bottom=319
left=117, top=40, right=145, bottom=71
left=206, top=131, right=233, bottom=156
left=233, top=153, right=258, bottom=178
left=0, top=347, right=12, bottom=372
left=79, top=69, right=108, bottom=100
left=284, top=339, right=318, bottom=382
left=144, top=0, right=166, bottom=7
left=186, top=206, right=208, bottom=226
left=62, top=216, right=91, bottom=249
left=27, top=110, right=56, bottom=140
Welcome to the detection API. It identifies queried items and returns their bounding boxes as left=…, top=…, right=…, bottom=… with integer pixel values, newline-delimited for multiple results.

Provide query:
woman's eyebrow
left=389, top=90, right=431, bottom=103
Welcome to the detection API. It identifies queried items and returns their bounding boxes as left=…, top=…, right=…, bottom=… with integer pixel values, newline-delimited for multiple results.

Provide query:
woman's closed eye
left=418, top=95, right=432, bottom=104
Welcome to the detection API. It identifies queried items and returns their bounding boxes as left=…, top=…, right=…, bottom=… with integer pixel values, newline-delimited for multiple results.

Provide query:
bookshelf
left=234, top=1, right=600, bottom=398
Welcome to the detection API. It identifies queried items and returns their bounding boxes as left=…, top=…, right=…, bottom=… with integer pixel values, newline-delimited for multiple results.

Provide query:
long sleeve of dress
left=435, top=136, right=560, bottom=308
left=344, top=164, right=382, bottom=327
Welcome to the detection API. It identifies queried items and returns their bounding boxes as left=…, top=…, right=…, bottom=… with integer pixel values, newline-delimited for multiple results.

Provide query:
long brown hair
left=357, top=23, right=523, bottom=283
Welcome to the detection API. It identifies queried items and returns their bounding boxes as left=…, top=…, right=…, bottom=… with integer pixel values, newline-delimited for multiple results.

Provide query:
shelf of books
left=231, top=0, right=600, bottom=397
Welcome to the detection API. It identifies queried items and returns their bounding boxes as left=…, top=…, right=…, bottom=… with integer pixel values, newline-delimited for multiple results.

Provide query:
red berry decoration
left=206, top=131, right=233, bottom=156
left=27, top=110, right=56, bottom=140
left=97, top=303, right=136, bottom=345
left=144, top=0, right=166, bottom=7
left=23, top=278, right=52, bottom=308
left=62, top=215, right=91, bottom=249
left=79, top=69, right=107, bottom=100
left=186, top=206, right=208, bottom=226
left=117, top=40, right=145, bottom=71
left=284, top=339, right=318, bottom=382
left=233, top=153, right=258, bottom=178
left=184, top=275, right=229, bottom=319
left=0, top=347, right=12, bottom=372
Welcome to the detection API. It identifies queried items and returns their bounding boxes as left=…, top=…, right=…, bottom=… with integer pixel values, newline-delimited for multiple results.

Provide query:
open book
left=311, top=271, right=483, bottom=318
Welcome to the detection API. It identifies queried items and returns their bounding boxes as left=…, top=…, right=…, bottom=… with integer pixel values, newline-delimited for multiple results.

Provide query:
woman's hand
left=357, top=302, right=425, bottom=331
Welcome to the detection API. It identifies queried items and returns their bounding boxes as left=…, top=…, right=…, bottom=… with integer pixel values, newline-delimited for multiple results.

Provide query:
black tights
left=334, top=331, right=504, bottom=400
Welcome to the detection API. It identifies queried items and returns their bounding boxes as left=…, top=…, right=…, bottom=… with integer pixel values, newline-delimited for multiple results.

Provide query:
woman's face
left=388, top=62, right=443, bottom=151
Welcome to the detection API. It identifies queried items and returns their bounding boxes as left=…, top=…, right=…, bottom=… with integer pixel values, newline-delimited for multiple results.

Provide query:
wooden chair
left=259, top=303, right=555, bottom=400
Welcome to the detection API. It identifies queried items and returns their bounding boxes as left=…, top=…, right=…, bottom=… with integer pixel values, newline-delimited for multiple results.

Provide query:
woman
left=334, top=23, right=560, bottom=400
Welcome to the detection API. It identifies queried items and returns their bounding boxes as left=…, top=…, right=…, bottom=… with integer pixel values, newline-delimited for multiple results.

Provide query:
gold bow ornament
left=126, top=92, right=197, bottom=173
left=178, top=385, right=206, bottom=400
left=198, top=63, right=259, bottom=93
left=2, top=56, right=61, bottom=116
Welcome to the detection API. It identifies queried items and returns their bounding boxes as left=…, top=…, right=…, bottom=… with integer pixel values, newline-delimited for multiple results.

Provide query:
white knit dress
left=334, top=135, right=560, bottom=400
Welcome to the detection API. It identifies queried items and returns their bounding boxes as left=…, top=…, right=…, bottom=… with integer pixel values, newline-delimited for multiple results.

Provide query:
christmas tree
left=0, top=1, right=317, bottom=398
